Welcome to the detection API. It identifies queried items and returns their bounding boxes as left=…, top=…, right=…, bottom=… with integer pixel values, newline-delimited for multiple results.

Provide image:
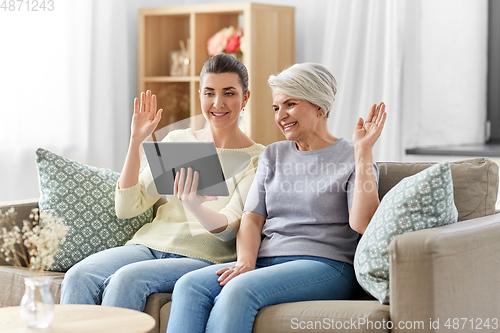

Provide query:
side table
left=0, top=304, right=155, bottom=333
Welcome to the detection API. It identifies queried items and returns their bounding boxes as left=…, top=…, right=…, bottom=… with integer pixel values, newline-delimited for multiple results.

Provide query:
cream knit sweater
left=115, top=129, right=265, bottom=263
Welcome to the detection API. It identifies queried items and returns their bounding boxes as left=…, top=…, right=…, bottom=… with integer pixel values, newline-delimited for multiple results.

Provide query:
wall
left=126, top=0, right=488, bottom=159
left=0, top=0, right=490, bottom=201
left=122, top=0, right=328, bottom=117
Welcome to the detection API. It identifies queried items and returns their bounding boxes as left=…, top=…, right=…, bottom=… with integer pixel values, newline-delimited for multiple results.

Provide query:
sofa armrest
left=0, top=199, right=39, bottom=266
left=389, top=213, right=500, bottom=332
left=0, top=198, right=39, bottom=215
left=144, top=293, right=172, bottom=333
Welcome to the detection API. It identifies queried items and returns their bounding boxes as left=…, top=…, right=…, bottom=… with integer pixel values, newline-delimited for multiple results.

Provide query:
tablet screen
left=143, top=142, right=229, bottom=196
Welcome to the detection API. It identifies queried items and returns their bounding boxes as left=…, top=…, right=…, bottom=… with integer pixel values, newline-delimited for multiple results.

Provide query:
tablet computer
left=143, top=141, right=229, bottom=196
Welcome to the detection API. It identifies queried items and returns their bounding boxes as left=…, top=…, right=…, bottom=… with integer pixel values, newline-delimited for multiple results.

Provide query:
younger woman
left=60, top=54, right=265, bottom=311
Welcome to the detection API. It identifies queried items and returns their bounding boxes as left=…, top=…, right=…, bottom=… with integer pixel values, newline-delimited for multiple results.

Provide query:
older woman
left=166, top=63, right=386, bottom=333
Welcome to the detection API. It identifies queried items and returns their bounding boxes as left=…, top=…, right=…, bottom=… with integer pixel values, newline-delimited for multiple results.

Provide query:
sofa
left=1, top=157, right=499, bottom=333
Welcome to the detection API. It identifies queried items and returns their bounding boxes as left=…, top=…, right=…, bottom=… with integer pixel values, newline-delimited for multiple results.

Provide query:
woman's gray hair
left=268, top=63, right=337, bottom=118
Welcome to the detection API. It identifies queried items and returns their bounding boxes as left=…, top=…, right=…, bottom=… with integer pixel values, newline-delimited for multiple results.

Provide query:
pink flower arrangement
left=207, top=26, right=244, bottom=56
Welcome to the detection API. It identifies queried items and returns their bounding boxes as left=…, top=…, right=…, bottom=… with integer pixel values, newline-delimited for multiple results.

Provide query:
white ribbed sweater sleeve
left=115, top=129, right=264, bottom=258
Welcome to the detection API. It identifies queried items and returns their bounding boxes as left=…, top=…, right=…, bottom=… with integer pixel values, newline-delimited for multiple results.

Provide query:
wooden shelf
left=138, top=3, right=295, bottom=144
left=144, top=76, right=198, bottom=83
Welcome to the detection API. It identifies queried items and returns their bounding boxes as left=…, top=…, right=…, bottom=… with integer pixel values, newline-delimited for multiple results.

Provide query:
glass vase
left=20, top=276, right=55, bottom=328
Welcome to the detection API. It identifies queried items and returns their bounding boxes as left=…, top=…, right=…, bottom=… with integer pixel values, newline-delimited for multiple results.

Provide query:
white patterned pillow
left=354, top=162, right=458, bottom=304
left=36, top=148, right=153, bottom=272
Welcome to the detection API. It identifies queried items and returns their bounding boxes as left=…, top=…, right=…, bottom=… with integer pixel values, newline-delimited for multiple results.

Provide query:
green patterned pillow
left=36, top=148, right=153, bottom=272
left=354, top=162, right=458, bottom=304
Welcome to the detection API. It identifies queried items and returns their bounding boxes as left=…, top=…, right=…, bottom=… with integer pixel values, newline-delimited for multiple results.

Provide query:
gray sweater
left=244, top=139, right=379, bottom=265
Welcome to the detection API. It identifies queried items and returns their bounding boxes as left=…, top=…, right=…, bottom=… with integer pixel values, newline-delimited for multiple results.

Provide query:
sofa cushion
left=36, top=148, right=153, bottom=272
left=354, top=162, right=458, bottom=304
left=251, top=300, right=390, bottom=333
left=377, top=158, right=499, bottom=221
left=158, top=301, right=391, bottom=333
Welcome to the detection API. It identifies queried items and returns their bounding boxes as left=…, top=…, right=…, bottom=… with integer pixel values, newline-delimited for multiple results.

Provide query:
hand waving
left=131, top=90, right=163, bottom=143
left=353, top=102, right=387, bottom=151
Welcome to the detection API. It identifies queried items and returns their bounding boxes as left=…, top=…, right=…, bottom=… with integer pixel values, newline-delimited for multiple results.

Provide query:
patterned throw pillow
left=36, top=148, right=153, bottom=272
left=354, top=162, right=458, bottom=304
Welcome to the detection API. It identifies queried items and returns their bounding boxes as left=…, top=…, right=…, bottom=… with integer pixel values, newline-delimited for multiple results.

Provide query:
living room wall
left=124, top=0, right=487, bottom=162
left=0, top=0, right=489, bottom=201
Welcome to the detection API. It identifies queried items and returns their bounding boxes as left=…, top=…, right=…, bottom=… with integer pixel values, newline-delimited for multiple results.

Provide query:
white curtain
left=320, top=0, right=487, bottom=162
left=0, top=0, right=487, bottom=201
left=321, top=0, right=405, bottom=162
left=401, top=0, right=487, bottom=152
left=0, top=0, right=131, bottom=202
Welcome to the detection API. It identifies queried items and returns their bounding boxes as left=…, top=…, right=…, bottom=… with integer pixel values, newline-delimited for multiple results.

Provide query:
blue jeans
left=60, top=244, right=212, bottom=311
left=166, top=256, right=355, bottom=333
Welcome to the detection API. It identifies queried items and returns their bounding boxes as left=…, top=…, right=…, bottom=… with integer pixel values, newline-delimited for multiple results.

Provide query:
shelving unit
left=138, top=3, right=295, bottom=145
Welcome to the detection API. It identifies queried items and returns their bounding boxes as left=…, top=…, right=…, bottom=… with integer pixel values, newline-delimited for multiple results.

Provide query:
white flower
left=207, top=26, right=244, bottom=56
left=0, top=208, right=68, bottom=272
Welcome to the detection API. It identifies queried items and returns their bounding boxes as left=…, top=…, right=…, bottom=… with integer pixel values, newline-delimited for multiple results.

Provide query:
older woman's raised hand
left=352, top=103, right=387, bottom=151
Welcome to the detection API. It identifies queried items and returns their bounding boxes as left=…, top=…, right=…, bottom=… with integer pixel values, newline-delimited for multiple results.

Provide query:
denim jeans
left=60, top=244, right=212, bottom=311
left=166, top=256, right=355, bottom=333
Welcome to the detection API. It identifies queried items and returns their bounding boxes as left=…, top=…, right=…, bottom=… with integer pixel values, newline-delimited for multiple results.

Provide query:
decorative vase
left=20, top=276, right=55, bottom=328
left=170, top=50, right=190, bottom=76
